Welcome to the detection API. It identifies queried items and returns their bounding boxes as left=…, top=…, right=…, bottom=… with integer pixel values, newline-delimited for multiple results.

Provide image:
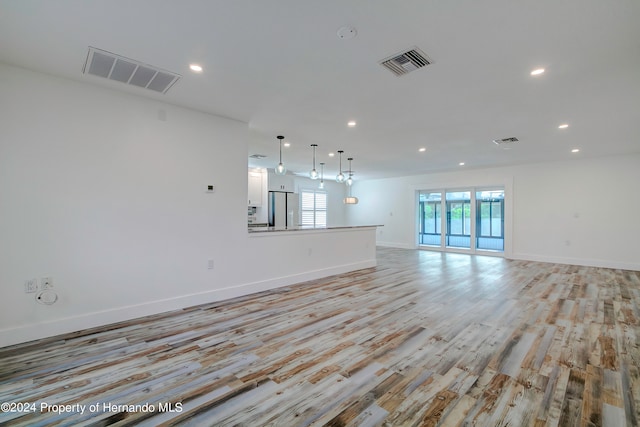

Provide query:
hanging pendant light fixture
left=335, top=150, right=345, bottom=183
left=344, top=192, right=358, bottom=204
left=319, top=162, right=325, bottom=189
left=344, top=157, right=358, bottom=204
left=309, top=144, right=319, bottom=179
left=346, top=157, right=354, bottom=186
left=344, top=193, right=358, bottom=204
left=344, top=184, right=359, bottom=204
left=275, top=135, right=286, bottom=175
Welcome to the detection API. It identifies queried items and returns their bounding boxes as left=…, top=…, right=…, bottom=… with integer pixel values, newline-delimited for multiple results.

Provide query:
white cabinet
left=268, top=173, right=295, bottom=192
left=248, top=171, right=263, bottom=206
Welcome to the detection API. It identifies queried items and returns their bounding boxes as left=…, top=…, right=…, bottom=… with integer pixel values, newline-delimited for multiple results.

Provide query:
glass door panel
left=418, top=191, right=441, bottom=246
left=446, top=191, right=471, bottom=248
left=476, top=190, right=504, bottom=251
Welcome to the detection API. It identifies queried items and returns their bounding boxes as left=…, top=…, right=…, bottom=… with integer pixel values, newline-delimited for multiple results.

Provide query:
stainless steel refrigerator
left=268, top=191, right=299, bottom=228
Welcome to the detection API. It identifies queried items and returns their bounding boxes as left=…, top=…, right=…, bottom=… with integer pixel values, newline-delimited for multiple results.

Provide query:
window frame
left=300, top=189, right=327, bottom=227
left=418, top=187, right=506, bottom=254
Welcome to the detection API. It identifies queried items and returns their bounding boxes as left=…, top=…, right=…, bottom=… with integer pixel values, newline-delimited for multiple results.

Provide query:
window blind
left=300, top=190, right=327, bottom=227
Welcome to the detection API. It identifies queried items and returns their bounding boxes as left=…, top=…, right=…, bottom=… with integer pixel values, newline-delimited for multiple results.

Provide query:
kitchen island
left=244, top=225, right=380, bottom=295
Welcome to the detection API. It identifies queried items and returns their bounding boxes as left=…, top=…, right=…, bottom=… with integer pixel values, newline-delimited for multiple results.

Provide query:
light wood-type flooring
left=1, top=247, right=639, bottom=426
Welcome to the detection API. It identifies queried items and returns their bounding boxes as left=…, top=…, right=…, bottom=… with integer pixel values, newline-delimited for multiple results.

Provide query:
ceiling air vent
left=249, top=154, right=267, bottom=159
left=83, top=47, right=181, bottom=94
left=380, top=47, right=432, bottom=76
left=493, top=137, right=519, bottom=145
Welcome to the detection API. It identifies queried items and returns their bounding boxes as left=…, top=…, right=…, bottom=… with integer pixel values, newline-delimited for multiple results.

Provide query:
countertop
left=247, top=225, right=381, bottom=233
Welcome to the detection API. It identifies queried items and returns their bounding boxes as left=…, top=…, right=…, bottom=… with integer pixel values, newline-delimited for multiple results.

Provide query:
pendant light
left=335, top=150, right=345, bottom=183
left=309, top=144, right=319, bottom=179
left=343, top=157, right=358, bottom=204
left=346, top=157, right=354, bottom=186
left=344, top=193, right=358, bottom=204
left=275, top=135, right=286, bottom=175
left=344, top=181, right=359, bottom=204
left=319, top=162, right=325, bottom=189
left=344, top=192, right=358, bottom=204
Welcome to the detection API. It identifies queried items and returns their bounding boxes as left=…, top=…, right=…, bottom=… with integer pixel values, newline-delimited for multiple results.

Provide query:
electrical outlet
left=41, top=277, right=53, bottom=289
left=208, top=259, right=214, bottom=269
left=24, top=279, right=38, bottom=293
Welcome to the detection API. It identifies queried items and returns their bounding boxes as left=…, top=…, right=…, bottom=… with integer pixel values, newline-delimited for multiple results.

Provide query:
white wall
left=0, top=64, right=374, bottom=347
left=347, top=155, right=640, bottom=270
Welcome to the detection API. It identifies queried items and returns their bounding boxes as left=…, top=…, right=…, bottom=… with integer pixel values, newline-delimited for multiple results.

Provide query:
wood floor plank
left=0, top=247, right=639, bottom=426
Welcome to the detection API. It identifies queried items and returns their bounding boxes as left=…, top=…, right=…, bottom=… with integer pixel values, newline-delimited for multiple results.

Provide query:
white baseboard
left=510, top=252, right=640, bottom=271
left=0, top=259, right=376, bottom=348
left=376, top=241, right=415, bottom=249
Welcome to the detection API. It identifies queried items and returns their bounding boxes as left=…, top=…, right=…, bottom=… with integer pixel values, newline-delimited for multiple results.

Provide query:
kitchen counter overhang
left=248, top=224, right=381, bottom=235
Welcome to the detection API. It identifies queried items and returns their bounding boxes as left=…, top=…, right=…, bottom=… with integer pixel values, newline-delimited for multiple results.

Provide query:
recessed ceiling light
left=328, top=152, right=335, bottom=157
left=558, top=124, right=569, bottom=129
left=571, top=148, right=580, bottom=153
left=347, top=121, right=356, bottom=127
left=419, top=147, right=426, bottom=152
left=459, top=162, right=465, bottom=166
left=283, top=142, right=291, bottom=148
left=530, top=68, right=545, bottom=76
left=189, top=64, right=203, bottom=72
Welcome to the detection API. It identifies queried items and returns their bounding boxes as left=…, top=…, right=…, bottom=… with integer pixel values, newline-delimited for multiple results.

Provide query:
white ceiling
left=1, top=0, right=639, bottom=180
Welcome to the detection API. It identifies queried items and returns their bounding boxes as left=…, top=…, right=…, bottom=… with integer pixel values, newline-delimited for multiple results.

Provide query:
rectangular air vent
left=83, top=47, right=181, bottom=94
left=380, top=47, right=432, bottom=76
left=249, top=154, right=267, bottom=159
left=493, top=137, right=519, bottom=145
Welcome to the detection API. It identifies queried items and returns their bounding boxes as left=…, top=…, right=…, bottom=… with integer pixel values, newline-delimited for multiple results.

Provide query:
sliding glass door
left=418, top=187, right=504, bottom=254
left=418, top=192, right=441, bottom=246
left=445, top=191, right=471, bottom=249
